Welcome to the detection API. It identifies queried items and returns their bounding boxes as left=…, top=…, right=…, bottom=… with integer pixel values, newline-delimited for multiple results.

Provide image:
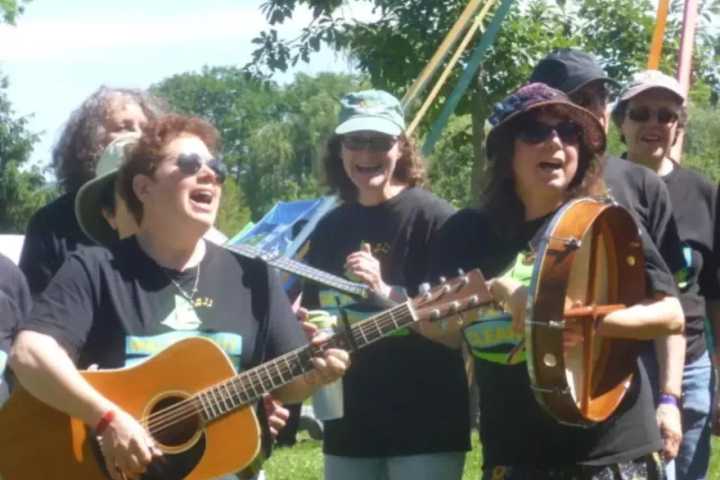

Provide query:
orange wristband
left=95, top=410, right=116, bottom=435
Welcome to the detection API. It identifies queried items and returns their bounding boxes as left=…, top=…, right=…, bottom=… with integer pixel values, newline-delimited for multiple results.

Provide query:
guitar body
left=0, top=337, right=261, bottom=480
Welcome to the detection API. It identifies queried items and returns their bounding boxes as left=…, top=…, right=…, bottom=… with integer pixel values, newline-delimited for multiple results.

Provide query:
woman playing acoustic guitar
left=10, top=114, right=350, bottom=480
left=429, top=83, right=684, bottom=480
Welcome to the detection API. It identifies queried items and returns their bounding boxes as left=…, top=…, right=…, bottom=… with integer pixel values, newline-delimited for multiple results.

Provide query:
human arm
left=10, top=330, right=161, bottom=480
left=653, top=333, right=685, bottom=459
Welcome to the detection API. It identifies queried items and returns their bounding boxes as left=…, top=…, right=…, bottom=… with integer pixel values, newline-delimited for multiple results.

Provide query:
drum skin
left=526, top=198, right=646, bottom=427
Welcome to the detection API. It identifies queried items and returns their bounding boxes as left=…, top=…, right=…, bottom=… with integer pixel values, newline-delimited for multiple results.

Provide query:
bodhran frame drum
left=526, top=197, right=646, bottom=427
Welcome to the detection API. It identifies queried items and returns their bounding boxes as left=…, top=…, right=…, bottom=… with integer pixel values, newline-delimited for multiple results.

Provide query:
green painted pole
left=422, top=0, right=514, bottom=157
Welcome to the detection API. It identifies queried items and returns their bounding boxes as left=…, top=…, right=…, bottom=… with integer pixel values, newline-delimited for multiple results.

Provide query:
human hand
left=295, top=307, right=319, bottom=339
left=345, top=243, right=390, bottom=297
left=657, top=403, right=682, bottom=461
left=488, top=277, right=528, bottom=333
left=262, top=395, right=289, bottom=438
left=98, top=409, right=162, bottom=480
left=304, top=333, right=350, bottom=388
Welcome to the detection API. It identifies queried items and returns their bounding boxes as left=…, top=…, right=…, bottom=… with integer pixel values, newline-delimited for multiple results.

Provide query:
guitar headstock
left=412, top=269, right=493, bottom=322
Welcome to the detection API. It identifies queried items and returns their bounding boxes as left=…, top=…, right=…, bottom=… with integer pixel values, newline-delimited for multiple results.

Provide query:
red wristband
left=95, top=410, right=116, bottom=435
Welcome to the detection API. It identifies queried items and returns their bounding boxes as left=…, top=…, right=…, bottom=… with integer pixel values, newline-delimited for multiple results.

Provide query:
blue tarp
left=227, top=196, right=338, bottom=259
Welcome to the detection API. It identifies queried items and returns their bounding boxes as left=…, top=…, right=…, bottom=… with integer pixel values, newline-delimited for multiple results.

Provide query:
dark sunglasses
left=627, top=106, right=679, bottom=124
left=341, top=134, right=398, bottom=153
left=516, top=120, right=582, bottom=145
left=176, top=153, right=227, bottom=184
left=570, top=86, right=612, bottom=109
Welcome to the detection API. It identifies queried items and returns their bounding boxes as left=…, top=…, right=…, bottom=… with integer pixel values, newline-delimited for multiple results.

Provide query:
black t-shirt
left=19, top=191, right=94, bottom=295
left=302, top=187, right=470, bottom=457
left=23, top=237, right=306, bottom=374
left=604, top=156, right=685, bottom=278
left=430, top=207, right=670, bottom=467
left=662, top=166, right=720, bottom=362
left=0, top=254, right=32, bottom=403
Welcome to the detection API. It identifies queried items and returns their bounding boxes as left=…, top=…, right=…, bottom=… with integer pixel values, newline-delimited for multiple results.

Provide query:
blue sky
left=0, top=0, right=367, bottom=171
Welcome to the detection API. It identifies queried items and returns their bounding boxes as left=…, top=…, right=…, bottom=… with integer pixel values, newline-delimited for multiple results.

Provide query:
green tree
left=153, top=69, right=365, bottom=221
left=250, top=0, right=720, bottom=205
left=0, top=75, right=49, bottom=232
left=0, top=0, right=30, bottom=24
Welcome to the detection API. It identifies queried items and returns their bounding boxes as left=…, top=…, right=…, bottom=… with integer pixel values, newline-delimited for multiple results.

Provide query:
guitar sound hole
left=148, top=395, right=202, bottom=448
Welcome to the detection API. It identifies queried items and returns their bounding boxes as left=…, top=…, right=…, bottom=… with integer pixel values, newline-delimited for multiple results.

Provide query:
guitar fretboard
left=193, top=301, right=414, bottom=423
left=227, top=244, right=369, bottom=298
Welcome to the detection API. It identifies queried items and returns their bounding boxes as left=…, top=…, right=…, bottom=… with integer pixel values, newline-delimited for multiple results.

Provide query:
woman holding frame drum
left=428, top=82, right=683, bottom=480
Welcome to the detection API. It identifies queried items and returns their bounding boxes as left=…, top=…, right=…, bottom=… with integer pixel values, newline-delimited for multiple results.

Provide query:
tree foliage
left=152, top=68, right=366, bottom=224
left=0, top=0, right=29, bottom=24
left=0, top=75, right=50, bottom=232
left=249, top=0, right=720, bottom=206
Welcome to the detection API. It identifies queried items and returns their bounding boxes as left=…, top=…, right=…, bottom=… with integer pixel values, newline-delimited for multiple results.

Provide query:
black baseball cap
left=530, top=48, right=619, bottom=95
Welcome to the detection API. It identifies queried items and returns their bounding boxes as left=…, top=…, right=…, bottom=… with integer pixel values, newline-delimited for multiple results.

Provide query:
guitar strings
left=141, top=307, right=407, bottom=434
left=140, top=305, right=414, bottom=436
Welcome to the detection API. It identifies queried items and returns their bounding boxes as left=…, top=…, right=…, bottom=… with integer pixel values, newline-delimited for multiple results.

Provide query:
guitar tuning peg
left=457, top=268, right=465, bottom=276
left=438, top=276, right=447, bottom=284
left=419, top=282, right=431, bottom=295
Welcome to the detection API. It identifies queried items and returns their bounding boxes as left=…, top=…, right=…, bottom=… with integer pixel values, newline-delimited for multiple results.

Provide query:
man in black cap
left=530, top=48, right=687, bottom=467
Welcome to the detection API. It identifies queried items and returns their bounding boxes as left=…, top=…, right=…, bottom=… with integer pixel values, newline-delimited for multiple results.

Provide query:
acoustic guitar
left=0, top=270, right=490, bottom=480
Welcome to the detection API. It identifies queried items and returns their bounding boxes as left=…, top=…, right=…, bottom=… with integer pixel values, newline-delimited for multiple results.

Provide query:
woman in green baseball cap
left=300, top=89, right=468, bottom=480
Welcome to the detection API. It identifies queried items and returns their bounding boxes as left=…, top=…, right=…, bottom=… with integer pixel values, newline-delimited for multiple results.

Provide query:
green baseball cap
left=75, top=133, right=139, bottom=246
left=335, top=89, right=405, bottom=136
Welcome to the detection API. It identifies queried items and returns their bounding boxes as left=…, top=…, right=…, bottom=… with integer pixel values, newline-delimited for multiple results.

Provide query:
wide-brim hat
left=530, top=48, right=619, bottom=95
left=486, top=83, right=606, bottom=158
left=618, top=69, right=685, bottom=103
left=335, top=89, right=405, bottom=136
left=75, top=133, right=139, bottom=246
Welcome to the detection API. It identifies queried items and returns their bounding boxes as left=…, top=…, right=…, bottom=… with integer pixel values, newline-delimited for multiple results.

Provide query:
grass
left=264, top=433, right=720, bottom=479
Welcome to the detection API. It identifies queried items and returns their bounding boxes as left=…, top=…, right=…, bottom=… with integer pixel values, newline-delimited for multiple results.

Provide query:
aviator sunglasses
left=341, top=134, right=399, bottom=153
left=627, top=106, right=679, bottom=125
left=176, top=153, right=227, bottom=184
left=516, top=120, right=582, bottom=145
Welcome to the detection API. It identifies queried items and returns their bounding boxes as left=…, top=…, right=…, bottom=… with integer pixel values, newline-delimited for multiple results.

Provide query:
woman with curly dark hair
left=430, top=82, right=684, bottom=480
left=19, top=86, right=166, bottom=294
left=301, top=90, right=468, bottom=479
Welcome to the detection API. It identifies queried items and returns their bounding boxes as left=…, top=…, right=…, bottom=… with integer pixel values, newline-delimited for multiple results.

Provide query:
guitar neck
left=227, top=244, right=369, bottom=299
left=193, top=302, right=414, bottom=423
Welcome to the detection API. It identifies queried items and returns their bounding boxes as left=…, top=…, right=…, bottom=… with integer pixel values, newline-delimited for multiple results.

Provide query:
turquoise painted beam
left=422, top=0, right=514, bottom=157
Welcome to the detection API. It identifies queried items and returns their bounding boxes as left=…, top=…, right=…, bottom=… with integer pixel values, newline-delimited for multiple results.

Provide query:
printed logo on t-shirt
left=674, top=244, right=695, bottom=291
left=463, top=251, right=530, bottom=365
left=463, top=312, right=524, bottom=365
left=125, top=331, right=243, bottom=370
left=160, top=294, right=203, bottom=330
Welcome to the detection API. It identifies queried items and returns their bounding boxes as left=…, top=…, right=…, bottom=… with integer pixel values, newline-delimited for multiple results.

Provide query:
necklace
left=167, top=262, right=201, bottom=304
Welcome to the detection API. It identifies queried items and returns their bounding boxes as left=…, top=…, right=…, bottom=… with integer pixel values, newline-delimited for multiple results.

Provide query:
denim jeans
left=324, top=452, right=466, bottom=480
left=645, top=349, right=714, bottom=480
left=672, top=351, right=714, bottom=480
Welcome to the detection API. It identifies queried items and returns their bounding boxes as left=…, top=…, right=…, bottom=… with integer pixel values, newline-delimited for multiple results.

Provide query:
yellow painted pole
left=402, top=0, right=486, bottom=107
left=406, top=0, right=497, bottom=136
left=647, top=0, right=670, bottom=68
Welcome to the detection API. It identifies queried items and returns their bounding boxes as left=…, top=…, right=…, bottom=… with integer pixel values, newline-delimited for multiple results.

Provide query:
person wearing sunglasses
left=612, top=70, right=720, bottom=480
left=300, top=89, right=467, bottom=480
left=530, top=50, right=688, bottom=472
left=428, top=82, right=683, bottom=480
left=10, top=114, right=350, bottom=480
